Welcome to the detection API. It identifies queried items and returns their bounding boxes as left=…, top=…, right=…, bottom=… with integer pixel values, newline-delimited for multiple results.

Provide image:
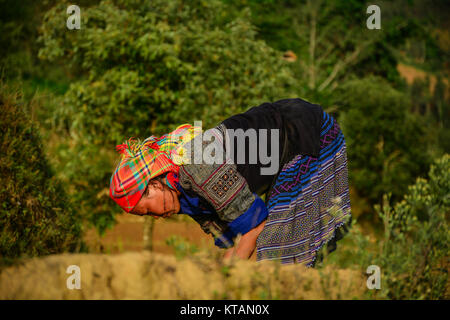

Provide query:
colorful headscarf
left=109, top=124, right=201, bottom=213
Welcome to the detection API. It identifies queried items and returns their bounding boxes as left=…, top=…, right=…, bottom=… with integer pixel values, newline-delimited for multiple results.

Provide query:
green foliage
left=223, top=0, right=403, bottom=102
left=0, top=84, right=84, bottom=265
left=0, top=0, right=37, bottom=79
left=336, top=76, right=431, bottom=211
left=0, top=0, right=72, bottom=82
left=165, top=235, right=199, bottom=260
left=408, top=76, right=450, bottom=155
left=38, top=0, right=297, bottom=233
left=354, top=154, right=449, bottom=299
left=39, top=0, right=296, bottom=139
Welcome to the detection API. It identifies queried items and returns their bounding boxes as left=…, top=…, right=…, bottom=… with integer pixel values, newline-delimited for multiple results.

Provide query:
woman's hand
left=223, top=220, right=267, bottom=260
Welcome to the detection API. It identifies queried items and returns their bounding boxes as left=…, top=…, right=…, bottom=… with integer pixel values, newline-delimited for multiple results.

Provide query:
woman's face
left=131, top=180, right=181, bottom=218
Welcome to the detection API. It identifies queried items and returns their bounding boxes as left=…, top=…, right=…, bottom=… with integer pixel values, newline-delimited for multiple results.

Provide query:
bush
left=355, top=154, right=449, bottom=299
left=0, top=84, right=83, bottom=265
left=38, top=0, right=298, bottom=233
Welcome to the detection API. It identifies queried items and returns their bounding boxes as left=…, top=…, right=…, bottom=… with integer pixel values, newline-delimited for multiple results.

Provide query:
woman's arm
left=224, top=220, right=266, bottom=260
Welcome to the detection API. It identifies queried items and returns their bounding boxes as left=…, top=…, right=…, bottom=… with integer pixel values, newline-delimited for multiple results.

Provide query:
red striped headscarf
left=109, top=124, right=201, bottom=213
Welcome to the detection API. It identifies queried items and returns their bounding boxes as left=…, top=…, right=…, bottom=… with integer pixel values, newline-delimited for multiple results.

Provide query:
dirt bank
left=0, top=251, right=366, bottom=300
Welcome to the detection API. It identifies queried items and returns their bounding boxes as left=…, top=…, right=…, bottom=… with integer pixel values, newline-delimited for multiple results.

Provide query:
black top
left=221, top=98, right=324, bottom=196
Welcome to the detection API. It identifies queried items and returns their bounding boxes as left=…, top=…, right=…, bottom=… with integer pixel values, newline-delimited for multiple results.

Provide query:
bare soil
left=83, top=213, right=258, bottom=260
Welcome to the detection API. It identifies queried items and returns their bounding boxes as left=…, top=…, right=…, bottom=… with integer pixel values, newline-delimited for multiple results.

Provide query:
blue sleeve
left=214, top=195, right=269, bottom=248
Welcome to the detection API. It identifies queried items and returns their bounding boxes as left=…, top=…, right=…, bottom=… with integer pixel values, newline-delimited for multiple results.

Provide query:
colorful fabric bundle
left=109, top=124, right=201, bottom=213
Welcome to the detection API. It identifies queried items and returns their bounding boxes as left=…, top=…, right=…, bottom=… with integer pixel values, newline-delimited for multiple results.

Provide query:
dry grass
left=0, top=251, right=367, bottom=300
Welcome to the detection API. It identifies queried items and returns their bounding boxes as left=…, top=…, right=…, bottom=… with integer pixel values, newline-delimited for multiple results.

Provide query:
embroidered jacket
left=177, top=98, right=324, bottom=248
left=177, top=125, right=268, bottom=248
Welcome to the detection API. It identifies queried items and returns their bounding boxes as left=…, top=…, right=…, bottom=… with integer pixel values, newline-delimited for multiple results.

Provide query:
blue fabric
left=214, top=195, right=269, bottom=248
left=176, top=182, right=269, bottom=248
left=229, top=196, right=268, bottom=235
left=214, top=229, right=235, bottom=248
left=176, top=182, right=214, bottom=215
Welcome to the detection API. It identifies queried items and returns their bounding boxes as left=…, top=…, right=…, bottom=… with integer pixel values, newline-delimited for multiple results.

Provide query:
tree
left=336, top=76, right=430, bottom=216
left=0, top=84, right=83, bottom=264
left=38, top=0, right=298, bottom=233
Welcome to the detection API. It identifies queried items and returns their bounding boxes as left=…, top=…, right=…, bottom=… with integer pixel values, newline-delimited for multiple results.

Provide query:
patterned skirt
left=256, top=111, right=351, bottom=266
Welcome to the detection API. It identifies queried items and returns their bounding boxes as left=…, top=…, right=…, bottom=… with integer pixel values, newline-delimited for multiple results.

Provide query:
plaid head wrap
left=109, top=124, right=201, bottom=213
